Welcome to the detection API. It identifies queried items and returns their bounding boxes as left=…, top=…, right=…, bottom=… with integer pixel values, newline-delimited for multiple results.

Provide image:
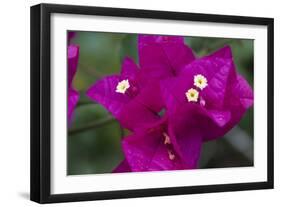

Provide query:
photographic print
left=67, top=31, right=254, bottom=175
left=31, top=4, right=273, bottom=203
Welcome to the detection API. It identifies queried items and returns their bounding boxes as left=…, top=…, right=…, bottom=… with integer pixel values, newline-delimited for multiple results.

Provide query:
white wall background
left=0, top=0, right=279, bottom=206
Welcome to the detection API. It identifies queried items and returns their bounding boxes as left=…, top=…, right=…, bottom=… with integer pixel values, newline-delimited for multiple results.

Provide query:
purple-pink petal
left=68, top=31, right=76, bottom=43
left=120, top=57, right=139, bottom=79
left=138, top=34, right=195, bottom=79
left=118, top=97, right=161, bottom=131
left=87, top=75, right=131, bottom=118
left=67, top=44, right=80, bottom=121
left=208, top=45, right=233, bottom=59
left=232, top=74, right=254, bottom=109
left=68, top=88, right=79, bottom=121
left=168, top=121, right=202, bottom=169
left=68, top=45, right=80, bottom=88
left=122, top=126, right=186, bottom=172
left=113, top=159, right=131, bottom=173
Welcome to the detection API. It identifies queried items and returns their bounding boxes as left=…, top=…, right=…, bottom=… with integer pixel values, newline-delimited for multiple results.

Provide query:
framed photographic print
left=30, top=3, right=274, bottom=203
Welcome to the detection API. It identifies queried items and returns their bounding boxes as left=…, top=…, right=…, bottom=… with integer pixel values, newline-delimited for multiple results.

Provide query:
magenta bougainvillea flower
left=86, top=56, right=164, bottom=131
left=121, top=112, right=203, bottom=171
left=87, top=34, right=253, bottom=172
left=113, top=159, right=131, bottom=173
left=86, top=35, right=194, bottom=131
left=116, top=46, right=253, bottom=172
left=160, top=46, right=253, bottom=141
left=68, top=31, right=76, bottom=43
left=68, top=44, right=80, bottom=121
left=138, top=35, right=195, bottom=82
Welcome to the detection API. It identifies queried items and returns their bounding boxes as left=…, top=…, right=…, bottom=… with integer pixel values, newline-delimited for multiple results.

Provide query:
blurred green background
left=68, top=31, right=254, bottom=175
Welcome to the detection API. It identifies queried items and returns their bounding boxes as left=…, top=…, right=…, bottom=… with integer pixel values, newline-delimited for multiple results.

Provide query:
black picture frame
left=30, top=3, right=274, bottom=204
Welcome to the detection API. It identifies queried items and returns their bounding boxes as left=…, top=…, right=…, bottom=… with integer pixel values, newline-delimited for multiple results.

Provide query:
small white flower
left=185, top=88, right=199, bottom=102
left=194, top=74, right=208, bottom=90
left=115, top=79, right=130, bottom=94
left=168, top=150, right=176, bottom=160
left=163, top=132, right=171, bottom=145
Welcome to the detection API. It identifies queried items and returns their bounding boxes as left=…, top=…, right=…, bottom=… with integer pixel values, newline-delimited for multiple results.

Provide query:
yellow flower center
left=185, top=88, right=199, bottom=102
left=194, top=74, right=208, bottom=90
left=115, top=79, right=130, bottom=94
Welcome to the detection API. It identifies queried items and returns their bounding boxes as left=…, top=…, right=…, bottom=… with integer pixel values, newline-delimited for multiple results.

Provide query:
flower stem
left=76, top=101, right=96, bottom=107
left=69, top=116, right=115, bottom=135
